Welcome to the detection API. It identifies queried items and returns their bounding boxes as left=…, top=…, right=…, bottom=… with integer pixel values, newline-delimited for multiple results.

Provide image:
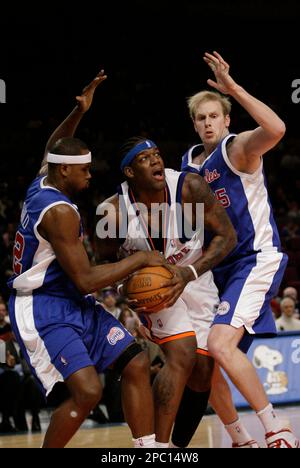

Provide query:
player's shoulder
left=99, top=193, right=119, bottom=209
left=26, top=179, right=72, bottom=213
left=181, top=144, right=202, bottom=172
left=40, top=203, right=80, bottom=233
left=181, top=172, right=207, bottom=201
left=183, top=171, right=204, bottom=186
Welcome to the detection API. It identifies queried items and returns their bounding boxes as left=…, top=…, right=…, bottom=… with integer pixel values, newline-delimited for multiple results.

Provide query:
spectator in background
left=283, top=287, right=300, bottom=318
left=0, top=338, right=22, bottom=433
left=115, top=296, right=133, bottom=317
left=101, top=288, right=121, bottom=319
left=0, top=301, right=12, bottom=342
left=0, top=301, right=44, bottom=432
left=12, top=337, right=44, bottom=432
left=276, top=297, right=300, bottom=331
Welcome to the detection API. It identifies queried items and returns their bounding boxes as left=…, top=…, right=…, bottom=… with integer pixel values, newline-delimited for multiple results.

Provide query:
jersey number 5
left=215, top=188, right=231, bottom=208
left=13, top=231, right=25, bottom=275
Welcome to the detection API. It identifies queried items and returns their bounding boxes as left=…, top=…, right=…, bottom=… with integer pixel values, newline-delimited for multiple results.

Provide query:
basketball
left=123, top=265, right=173, bottom=313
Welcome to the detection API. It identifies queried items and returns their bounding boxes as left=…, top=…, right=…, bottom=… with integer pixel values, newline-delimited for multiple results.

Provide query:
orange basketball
left=123, top=265, right=173, bottom=314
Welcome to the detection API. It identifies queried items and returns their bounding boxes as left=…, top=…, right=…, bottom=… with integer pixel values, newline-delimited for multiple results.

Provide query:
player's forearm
left=41, top=107, right=85, bottom=166
left=76, top=252, right=147, bottom=294
left=192, top=232, right=237, bottom=277
left=230, top=85, right=286, bottom=137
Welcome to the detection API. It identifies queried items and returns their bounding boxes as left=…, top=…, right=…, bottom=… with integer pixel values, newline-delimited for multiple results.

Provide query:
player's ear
left=60, top=164, right=71, bottom=177
left=124, top=166, right=134, bottom=179
left=225, top=114, right=230, bottom=128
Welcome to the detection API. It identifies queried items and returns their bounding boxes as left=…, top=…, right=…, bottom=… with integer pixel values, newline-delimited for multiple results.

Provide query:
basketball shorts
left=212, top=251, right=288, bottom=336
left=141, top=270, right=219, bottom=353
left=9, top=292, right=134, bottom=396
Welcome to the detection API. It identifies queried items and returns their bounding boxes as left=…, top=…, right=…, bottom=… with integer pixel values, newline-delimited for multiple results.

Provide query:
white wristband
left=187, top=264, right=198, bottom=280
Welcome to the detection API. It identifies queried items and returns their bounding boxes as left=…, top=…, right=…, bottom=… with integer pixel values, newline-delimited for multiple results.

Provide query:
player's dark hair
left=50, top=137, right=89, bottom=156
left=48, top=137, right=89, bottom=173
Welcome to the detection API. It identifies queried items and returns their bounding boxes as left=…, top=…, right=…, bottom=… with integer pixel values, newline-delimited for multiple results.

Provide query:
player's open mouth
left=152, top=169, right=164, bottom=181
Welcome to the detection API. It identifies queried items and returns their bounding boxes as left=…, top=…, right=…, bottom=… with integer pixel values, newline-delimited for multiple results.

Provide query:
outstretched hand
left=76, top=69, right=107, bottom=113
left=203, top=51, right=237, bottom=95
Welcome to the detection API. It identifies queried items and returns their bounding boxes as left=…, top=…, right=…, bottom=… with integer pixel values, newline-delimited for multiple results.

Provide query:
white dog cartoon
left=253, top=345, right=288, bottom=395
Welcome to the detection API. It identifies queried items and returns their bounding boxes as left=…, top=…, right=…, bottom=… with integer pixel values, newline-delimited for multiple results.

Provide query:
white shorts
left=142, top=271, right=219, bottom=353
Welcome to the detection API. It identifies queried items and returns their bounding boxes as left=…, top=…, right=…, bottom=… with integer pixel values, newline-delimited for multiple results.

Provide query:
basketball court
left=0, top=406, right=299, bottom=448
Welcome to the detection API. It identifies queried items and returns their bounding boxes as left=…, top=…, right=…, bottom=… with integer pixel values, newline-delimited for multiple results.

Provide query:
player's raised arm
left=204, top=51, right=285, bottom=171
left=40, top=70, right=107, bottom=173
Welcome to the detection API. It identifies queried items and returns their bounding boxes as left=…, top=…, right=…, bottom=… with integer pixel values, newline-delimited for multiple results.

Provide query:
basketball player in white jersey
left=172, top=51, right=299, bottom=448
left=95, top=137, right=237, bottom=447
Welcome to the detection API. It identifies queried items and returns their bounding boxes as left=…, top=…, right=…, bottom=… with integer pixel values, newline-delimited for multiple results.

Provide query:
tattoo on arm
left=183, top=173, right=237, bottom=275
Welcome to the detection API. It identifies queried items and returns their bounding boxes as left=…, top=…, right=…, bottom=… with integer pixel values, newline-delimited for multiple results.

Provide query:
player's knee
left=165, top=341, right=197, bottom=375
left=122, top=349, right=150, bottom=379
left=207, top=336, right=231, bottom=364
left=74, top=381, right=102, bottom=411
left=115, top=342, right=149, bottom=379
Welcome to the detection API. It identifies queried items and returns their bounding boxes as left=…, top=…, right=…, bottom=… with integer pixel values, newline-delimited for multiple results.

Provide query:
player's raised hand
left=76, top=69, right=107, bottom=113
left=203, top=51, right=237, bottom=95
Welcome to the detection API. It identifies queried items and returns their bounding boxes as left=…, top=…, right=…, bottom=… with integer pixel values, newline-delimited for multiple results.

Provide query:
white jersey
left=117, top=168, right=219, bottom=351
left=119, top=168, right=204, bottom=267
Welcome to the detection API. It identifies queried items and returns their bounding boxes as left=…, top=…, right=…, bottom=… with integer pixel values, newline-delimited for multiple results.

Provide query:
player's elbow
left=76, top=282, right=91, bottom=295
left=273, top=120, right=286, bottom=140
left=73, top=276, right=94, bottom=295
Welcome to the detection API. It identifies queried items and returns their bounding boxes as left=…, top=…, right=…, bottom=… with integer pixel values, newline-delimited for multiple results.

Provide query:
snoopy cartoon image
left=253, top=345, right=288, bottom=395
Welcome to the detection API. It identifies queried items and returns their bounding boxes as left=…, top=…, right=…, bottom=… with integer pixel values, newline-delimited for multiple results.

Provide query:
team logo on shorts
left=107, top=327, right=125, bottom=346
left=60, top=356, right=68, bottom=366
left=217, top=301, right=230, bottom=315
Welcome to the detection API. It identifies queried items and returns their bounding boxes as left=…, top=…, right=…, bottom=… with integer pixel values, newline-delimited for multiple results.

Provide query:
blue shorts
left=9, top=292, right=134, bottom=396
left=212, top=251, right=288, bottom=336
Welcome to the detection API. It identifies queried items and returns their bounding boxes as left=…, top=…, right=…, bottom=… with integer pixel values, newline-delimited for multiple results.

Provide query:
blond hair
left=187, top=90, right=232, bottom=120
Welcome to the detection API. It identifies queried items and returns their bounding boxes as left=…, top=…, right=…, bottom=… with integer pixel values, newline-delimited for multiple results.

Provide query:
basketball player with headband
left=7, top=71, right=169, bottom=448
left=96, top=136, right=237, bottom=447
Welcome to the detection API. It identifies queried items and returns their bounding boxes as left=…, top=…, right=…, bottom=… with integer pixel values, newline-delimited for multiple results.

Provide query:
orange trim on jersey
left=196, top=348, right=210, bottom=357
left=154, top=331, right=196, bottom=345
